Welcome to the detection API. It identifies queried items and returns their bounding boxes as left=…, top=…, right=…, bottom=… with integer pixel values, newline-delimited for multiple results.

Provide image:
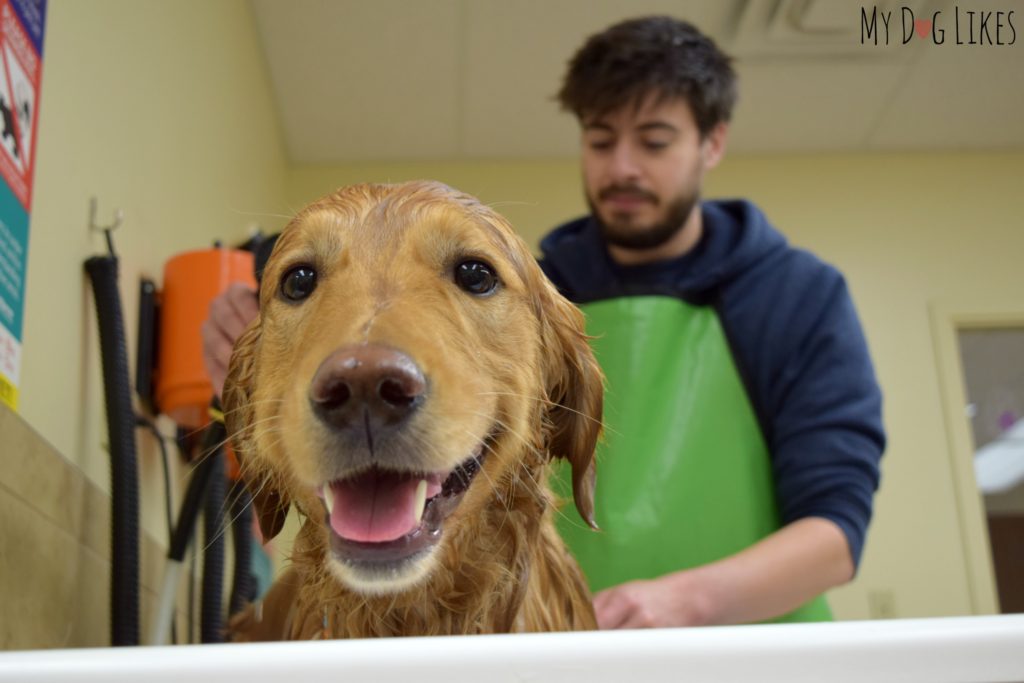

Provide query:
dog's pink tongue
left=329, top=471, right=422, bottom=543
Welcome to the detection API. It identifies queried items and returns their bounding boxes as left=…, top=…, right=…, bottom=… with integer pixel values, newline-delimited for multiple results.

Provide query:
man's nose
left=607, top=141, right=641, bottom=182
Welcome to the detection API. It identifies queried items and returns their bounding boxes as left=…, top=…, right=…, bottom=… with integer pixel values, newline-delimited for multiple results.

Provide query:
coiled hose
left=84, top=255, right=140, bottom=647
left=229, top=485, right=256, bottom=617
left=201, top=447, right=226, bottom=643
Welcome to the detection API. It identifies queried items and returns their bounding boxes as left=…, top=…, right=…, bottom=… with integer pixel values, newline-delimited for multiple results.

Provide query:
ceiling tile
left=867, top=42, right=1024, bottom=150
left=252, top=0, right=462, bottom=162
left=730, top=60, right=911, bottom=152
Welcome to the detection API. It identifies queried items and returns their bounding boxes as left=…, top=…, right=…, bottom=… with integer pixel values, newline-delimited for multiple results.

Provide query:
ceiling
left=250, top=0, right=1024, bottom=163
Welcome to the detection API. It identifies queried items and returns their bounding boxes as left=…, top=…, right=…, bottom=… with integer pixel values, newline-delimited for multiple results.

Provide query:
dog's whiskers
left=181, top=413, right=284, bottom=485
left=468, top=412, right=591, bottom=531
left=468, top=411, right=544, bottom=461
left=463, top=416, right=548, bottom=512
left=218, top=397, right=286, bottom=420
left=201, top=476, right=271, bottom=555
left=185, top=420, right=288, bottom=536
left=452, top=427, right=502, bottom=502
left=173, top=398, right=285, bottom=443
left=484, top=200, right=536, bottom=210
left=476, top=390, right=611, bottom=434
left=226, top=205, right=301, bottom=222
left=199, top=431, right=283, bottom=543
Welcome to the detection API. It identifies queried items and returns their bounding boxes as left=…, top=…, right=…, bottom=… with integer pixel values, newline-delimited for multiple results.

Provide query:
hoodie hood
left=539, top=200, right=789, bottom=304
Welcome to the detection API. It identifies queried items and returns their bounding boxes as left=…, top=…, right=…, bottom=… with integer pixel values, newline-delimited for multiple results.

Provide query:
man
left=203, top=15, right=885, bottom=630
left=540, top=16, right=885, bottom=628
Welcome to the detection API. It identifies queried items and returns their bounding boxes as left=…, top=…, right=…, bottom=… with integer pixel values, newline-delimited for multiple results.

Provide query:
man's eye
left=643, top=140, right=670, bottom=151
left=280, top=265, right=317, bottom=302
left=454, top=260, right=499, bottom=296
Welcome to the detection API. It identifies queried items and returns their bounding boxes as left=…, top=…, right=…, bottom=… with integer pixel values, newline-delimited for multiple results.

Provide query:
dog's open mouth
left=317, top=444, right=487, bottom=566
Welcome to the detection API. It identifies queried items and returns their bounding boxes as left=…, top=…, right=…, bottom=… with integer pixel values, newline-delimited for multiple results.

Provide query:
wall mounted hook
left=89, top=197, right=124, bottom=257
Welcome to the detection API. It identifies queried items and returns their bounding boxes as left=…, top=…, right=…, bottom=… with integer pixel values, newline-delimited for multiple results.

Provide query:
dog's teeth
left=413, top=479, right=427, bottom=525
left=324, top=485, right=334, bottom=516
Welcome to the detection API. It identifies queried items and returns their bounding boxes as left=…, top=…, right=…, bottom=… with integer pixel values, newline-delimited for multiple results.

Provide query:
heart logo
left=914, top=18, right=932, bottom=38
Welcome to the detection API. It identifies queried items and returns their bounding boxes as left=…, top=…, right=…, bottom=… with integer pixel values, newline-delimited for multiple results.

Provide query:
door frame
left=929, top=300, right=1024, bottom=614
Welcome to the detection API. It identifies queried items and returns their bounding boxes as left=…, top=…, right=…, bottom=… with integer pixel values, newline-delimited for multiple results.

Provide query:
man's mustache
left=598, top=185, right=658, bottom=203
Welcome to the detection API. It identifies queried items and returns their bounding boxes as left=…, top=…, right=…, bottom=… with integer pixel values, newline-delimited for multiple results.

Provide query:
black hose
left=201, top=448, right=227, bottom=643
left=137, top=416, right=177, bottom=644
left=229, top=484, right=256, bottom=617
left=188, top=541, right=197, bottom=644
left=168, top=418, right=225, bottom=562
left=84, top=255, right=140, bottom=647
left=159, top=415, right=226, bottom=644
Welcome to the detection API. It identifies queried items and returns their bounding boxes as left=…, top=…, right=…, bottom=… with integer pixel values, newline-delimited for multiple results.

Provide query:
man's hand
left=201, top=282, right=259, bottom=398
left=592, top=518, right=855, bottom=629
left=593, top=573, right=710, bottom=629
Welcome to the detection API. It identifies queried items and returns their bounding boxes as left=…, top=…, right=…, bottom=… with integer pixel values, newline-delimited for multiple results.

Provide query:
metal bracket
left=89, top=197, right=124, bottom=257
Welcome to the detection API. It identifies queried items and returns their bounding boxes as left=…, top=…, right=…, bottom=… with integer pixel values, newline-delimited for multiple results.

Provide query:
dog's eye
left=454, top=260, right=498, bottom=296
left=280, top=265, right=317, bottom=302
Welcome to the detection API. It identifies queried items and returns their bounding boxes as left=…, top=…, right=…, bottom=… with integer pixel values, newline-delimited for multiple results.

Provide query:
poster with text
left=0, top=0, right=44, bottom=410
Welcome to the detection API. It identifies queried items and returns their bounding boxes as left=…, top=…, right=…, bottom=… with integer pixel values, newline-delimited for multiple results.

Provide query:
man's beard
left=588, top=187, right=699, bottom=251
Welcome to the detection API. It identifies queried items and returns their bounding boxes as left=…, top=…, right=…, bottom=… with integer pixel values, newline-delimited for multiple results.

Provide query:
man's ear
left=537, top=280, right=604, bottom=529
left=702, top=121, right=729, bottom=169
left=224, top=319, right=291, bottom=541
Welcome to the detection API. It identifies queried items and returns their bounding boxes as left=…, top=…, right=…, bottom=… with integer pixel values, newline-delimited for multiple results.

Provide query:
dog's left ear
left=224, top=320, right=292, bottom=542
left=536, top=279, right=604, bottom=529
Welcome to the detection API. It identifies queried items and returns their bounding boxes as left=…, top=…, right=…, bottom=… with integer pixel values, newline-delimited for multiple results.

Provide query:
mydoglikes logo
left=861, top=6, right=1017, bottom=45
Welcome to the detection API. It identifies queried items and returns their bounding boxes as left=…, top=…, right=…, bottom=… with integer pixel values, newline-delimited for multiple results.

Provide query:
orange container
left=156, top=248, right=256, bottom=427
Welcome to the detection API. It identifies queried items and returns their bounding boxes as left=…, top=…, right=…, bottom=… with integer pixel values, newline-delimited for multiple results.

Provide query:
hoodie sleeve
left=720, top=251, right=886, bottom=569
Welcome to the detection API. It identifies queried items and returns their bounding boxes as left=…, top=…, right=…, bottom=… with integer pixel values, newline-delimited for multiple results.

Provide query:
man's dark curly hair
left=557, top=16, right=737, bottom=137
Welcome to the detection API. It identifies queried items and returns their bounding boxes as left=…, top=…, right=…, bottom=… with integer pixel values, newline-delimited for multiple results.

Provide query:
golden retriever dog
left=224, top=180, right=603, bottom=639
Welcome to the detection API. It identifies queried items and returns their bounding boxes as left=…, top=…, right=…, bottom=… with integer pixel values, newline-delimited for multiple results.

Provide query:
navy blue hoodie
left=539, top=199, right=885, bottom=567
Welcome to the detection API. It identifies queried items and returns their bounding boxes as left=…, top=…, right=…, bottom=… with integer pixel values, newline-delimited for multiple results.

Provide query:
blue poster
left=0, top=178, right=26, bottom=406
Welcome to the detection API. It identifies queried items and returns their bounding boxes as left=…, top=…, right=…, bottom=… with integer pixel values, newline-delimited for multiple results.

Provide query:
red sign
left=0, top=0, right=41, bottom=211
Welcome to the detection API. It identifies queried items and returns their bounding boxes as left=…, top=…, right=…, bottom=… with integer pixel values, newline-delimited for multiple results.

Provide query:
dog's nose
left=309, top=345, right=426, bottom=431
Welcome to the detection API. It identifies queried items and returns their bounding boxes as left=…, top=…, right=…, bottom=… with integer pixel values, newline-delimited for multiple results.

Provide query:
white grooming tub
left=1, top=615, right=1022, bottom=682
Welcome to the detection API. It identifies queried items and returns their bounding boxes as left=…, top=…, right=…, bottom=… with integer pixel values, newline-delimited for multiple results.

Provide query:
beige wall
left=16, top=0, right=290, bottom=546
left=709, top=152, right=1024, bottom=619
left=288, top=159, right=587, bottom=249
left=287, top=151, right=1024, bottom=620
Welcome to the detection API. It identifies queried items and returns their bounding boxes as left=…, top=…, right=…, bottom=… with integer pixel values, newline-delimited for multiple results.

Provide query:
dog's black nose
left=309, top=345, right=426, bottom=432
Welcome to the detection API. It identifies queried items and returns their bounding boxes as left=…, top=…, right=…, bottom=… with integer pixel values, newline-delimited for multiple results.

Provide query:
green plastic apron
left=554, top=296, right=831, bottom=623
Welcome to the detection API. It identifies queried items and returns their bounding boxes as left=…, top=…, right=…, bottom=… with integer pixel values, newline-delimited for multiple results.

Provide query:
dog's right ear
left=224, top=320, right=291, bottom=542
